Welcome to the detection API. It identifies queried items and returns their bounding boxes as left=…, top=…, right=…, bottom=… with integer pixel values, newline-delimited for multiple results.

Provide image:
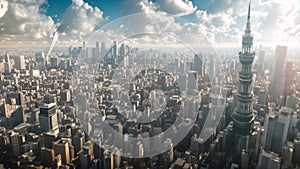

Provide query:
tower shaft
left=232, top=1, right=255, bottom=136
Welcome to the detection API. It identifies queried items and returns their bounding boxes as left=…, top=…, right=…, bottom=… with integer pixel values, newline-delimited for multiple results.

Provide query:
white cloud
left=121, top=0, right=196, bottom=17
left=89, top=10, right=213, bottom=51
left=58, top=0, right=104, bottom=37
left=193, top=0, right=300, bottom=47
left=2, top=0, right=299, bottom=48
left=121, top=0, right=158, bottom=16
left=156, top=0, right=197, bottom=16
left=260, top=0, right=300, bottom=44
left=119, top=0, right=179, bottom=36
left=0, top=0, right=106, bottom=47
left=0, top=0, right=56, bottom=46
left=97, top=0, right=211, bottom=49
left=195, top=10, right=240, bottom=46
left=207, top=0, right=247, bottom=15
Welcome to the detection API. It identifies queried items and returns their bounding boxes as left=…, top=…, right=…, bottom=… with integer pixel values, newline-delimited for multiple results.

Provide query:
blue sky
left=46, top=0, right=211, bottom=23
left=0, top=0, right=299, bottom=47
left=46, top=0, right=118, bottom=21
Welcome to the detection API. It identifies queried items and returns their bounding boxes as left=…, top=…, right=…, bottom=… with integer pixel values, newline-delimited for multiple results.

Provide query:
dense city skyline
left=0, top=0, right=300, bottom=169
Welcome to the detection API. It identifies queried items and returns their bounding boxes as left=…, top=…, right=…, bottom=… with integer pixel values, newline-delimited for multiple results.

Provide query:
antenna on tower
left=247, top=0, right=251, bottom=23
left=245, top=0, right=252, bottom=35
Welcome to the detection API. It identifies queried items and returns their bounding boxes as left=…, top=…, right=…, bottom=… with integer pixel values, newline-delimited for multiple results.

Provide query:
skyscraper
left=14, top=55, right=26, bottom=70
left=257, top=150, right=281, bottom=169
left=4, top=54, right=10, bottom=63
left=112, top=41, right=118, bottom=58
left=232, top=1, right=255, bottom=136
left=194, top=54, right=203, bottom=77
left=292, top=137, right=300, bottom=165
left=271, top=46, right=287, bottom=98
left=209, top=57, right=215, bottom=84
left=187, top=71, right=198, bottom=93
left=257, top=50, right=265, bottom=74
left=9, top=132, right=25, bottom=157
left=92, top=42, right=100, bottom=62
left=284, top=61, right=294, bottom=97
left=100, top=42, right=107, bottom=58
left=53, top=139, right=71, bottom=165
left=264, top=107, right=293, bottom=154
left=39, top=103, right=58, bottom=132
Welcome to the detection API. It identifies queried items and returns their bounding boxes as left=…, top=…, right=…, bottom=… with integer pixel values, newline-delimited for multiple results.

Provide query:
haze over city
left=0, top=0, right=300, bottom=169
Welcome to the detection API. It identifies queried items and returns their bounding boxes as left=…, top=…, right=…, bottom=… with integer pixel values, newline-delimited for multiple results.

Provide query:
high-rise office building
left=257, top=150, right=281, bottom=169
left=100, top=42, right=107, bottom=58
left=232, top=2, right=255, bottom=137
left=284, top=61, right=294, bottom=97
left=4, top=54, right=10, bottom=63
left=264, top=107, right=293, bottom=154
left=9, top=132, right=25, bottom=157
left=39, top=103, right=58, bottom=132
left=53, top=139, right=71, bottom=165
left=41, top=147, right=54, bottom=167
left=92, top=42, right=100, bottom=62
left=3, top=103, right=24, bottom=129
left=50, top=56, right=58, bottom=69
left=209, top=57, right=215, bottom=84
left=187, top=71, right=198, bottom=93
left=292, top=137, right=300, bottom=165
left=14, top=55, right=25, bottom=70
left=112, top=41, right=118, bottom=58
left=120, top=43, right=127, bottom=56
left=3, top=62, right=11, bottom=73
left=10, top=91, right=25, bottom=106
left=257, top=50, right=265, bottom=74
left=35, top=52, right=46, bottom=70
left=258, top=88, right=268, bottom=105
left=79, top=140, right=94, bottom=169
left=194, top=54, right=203, bottom=77
left=271, top=46, right=287, bottom=98
left=43, top=129, right=58, bottom=149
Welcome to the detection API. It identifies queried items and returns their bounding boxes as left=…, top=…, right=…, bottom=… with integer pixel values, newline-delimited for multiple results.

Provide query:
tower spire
left=245, top=0, right=252, bottom=36
left=247, top=0, right=251, bottom=23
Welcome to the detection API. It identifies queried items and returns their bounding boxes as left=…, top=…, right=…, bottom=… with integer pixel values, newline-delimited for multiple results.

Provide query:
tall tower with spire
left=232, top=1, right=255, bottom=136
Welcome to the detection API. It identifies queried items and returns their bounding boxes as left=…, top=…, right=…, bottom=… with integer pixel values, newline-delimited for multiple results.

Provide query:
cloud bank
left=58, top=0, right=104, bottom=36
left=156, top=0, right=197, bottom=16
left=195, top=0, right=300, bottom=46
left=0, top=0, right=299, bottom=47
left=0, top=0, right=105, bottom=47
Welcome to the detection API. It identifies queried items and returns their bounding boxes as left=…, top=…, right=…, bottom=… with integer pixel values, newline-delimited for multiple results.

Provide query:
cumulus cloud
left=2, top=0, right=299, bottom=47
left=156, top=0, right=197, bottom=16
left=121, top=0, right=196, bottom=17
left=207, top=0, right=246, bottom=15
left=194, top=0, right=300, bottom=46
left=121, top=0, right=157, bottom=16
left=57, top=0, right=104, bottom=37
left=98, top=0, right=208, bottom=49
left=258, top=0, right=300, bottom=44
left=119, top=0, right=175, bottom=35
left=0, top=0, right=8, bottom=19
left=195, top=10, right=240, bottom=46
left=0, top=0, right=56, bottom=46
left=90, top=13, right=211, bottom=51
left=0, top=0, right=106, bottom=47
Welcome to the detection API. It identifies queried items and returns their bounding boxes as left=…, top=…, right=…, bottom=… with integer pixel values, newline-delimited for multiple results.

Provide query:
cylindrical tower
left=232, top=1, right=255, bottom=136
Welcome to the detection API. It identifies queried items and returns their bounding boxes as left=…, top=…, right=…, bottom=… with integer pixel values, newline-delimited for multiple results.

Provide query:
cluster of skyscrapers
left=0, top=1, right=299, bottom=169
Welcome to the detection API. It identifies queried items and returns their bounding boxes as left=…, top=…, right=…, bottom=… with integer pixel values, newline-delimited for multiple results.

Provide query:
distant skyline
left=0, top=0, right=299, bottom=48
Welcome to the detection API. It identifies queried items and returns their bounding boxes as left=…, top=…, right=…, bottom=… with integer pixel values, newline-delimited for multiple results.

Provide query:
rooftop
left=39, top=102, right=56, bottom=109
